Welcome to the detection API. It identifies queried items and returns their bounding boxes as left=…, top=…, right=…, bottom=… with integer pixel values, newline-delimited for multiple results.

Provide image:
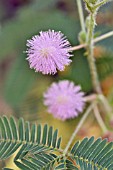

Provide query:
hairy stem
left=94, top=0, right=112, bottom=9
left=94, top=31, right=113, bottom=43
left=99, top=94, right=113, bottom=118
left=93, top=104, right=108, bottom=133
left=76, top=0, right=86, bottom=32
left=63, top=102, right=95, bottom=155
left=69, top=31, right=113, bottom=51
left=87, top=12, right=102, bottom=94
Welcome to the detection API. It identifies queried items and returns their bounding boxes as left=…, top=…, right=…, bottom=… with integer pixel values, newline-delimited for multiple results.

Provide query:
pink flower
left=44, top=80, right=85, bottom=120
left=26, top=30, right=72, bottom=74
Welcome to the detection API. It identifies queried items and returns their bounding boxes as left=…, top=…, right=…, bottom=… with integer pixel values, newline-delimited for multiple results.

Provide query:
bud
left=78, top=31, right=86, bottom=44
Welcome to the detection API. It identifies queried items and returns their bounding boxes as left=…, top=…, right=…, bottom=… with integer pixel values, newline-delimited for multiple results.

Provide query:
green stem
left=76, top=0, right=86, bottom=32
left=99, top=94, right=113, bottom=118
left=93, top=104, right=108, bottom=133
left=94, top=0, right=112, bottom=9
left=87, top=12, right=102, bottom=94
left=63, top=102, right=95, bottom=155
left=69, top=31, right=113, bottom=51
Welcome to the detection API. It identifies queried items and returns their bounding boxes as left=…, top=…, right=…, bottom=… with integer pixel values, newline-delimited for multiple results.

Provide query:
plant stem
left=94, top=31, right=113, bottom=43
left=84, top=94, right=97, bottom=102
left=76, top=0, right=86, bottom=32
left=87, top=12, right=102, bottom=94
left=94, top=0, right=112, bottom=9
left=69, top=31, right=113, bottom=51
left=93, top=104, right=108, bottom=133
left=63, top=102, right=95, bottom=155
left=69, top=44, right=86, bottom=51
left=99, top=94, right=113, bottom=118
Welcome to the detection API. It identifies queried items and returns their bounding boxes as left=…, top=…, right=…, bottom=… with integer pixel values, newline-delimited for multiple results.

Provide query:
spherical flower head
left=44, top=80, right=85, bottom=121
left=26, top=30, right=72, bottom=74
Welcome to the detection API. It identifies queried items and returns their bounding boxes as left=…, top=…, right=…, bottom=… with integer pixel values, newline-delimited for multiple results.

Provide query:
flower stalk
left=93, top=104, right=108, bottom=133
left=63, top=102, right=96, bottom=155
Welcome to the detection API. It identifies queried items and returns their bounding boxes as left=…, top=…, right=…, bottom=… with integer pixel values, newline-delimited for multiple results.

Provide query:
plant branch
left=76, top=0, right=86, bottom=32
left=69, top=31, right=113, bottom=51
left=84, top=94, right=97, bottom=102
left=94, top=30, right=113, bottom=43
left=63, top=102, right=95, bottom=155
left=93, top=104, right=108, bottom=133
left=99, top=94, right=113, bottom=118
left=94, top=0, right=112, bottom=9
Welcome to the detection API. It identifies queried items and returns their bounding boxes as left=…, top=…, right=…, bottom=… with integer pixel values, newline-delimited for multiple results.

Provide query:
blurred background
left=0, top=0, right=113, bottom=168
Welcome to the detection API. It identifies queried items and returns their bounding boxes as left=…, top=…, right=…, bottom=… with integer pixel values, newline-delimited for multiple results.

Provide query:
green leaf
left=0, top=117, right=7, bottom=139
left=10, top=117, right=18, bottom=140
left=1, top=115, right=113, bottom=170
left=14, top=160, right=31, bottom=170
left=0, top=115, right=62, bottom=169
left=55, top=159, right=78, bottom=170
left=18, top=118, right=25, bottom=141
left=70, top=137, right=113, bottom=169
left=2, top=116, right=13, bottom=140
left=25, top=121, right=30, bottom=142
left=52, top=129, right=58, bottom=148
left=47, top=126, right=53, bottom=147
left=31, top=124, right=37, bottom=143
left=36, top=124, right=41, bottom=144
left=42, top=124, right=48, bottom=145
left=3, top=55, right=37, bottom=108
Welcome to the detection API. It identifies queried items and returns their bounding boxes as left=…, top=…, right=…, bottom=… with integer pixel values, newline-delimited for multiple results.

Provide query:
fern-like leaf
left=70, top=137, right=113, bottom=169
left=1, top=116, right=113, bottom=170
left=0, top=116, right=62, bottom=169
left=54, top=159, right=78, bottom=170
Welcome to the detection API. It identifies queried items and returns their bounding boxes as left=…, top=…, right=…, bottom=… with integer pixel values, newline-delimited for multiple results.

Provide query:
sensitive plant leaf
left=1, top=116, right=113, bottom=169
left=70, top=137, right=113, bottom=169
left=54, top=159, right=78, bottom=170
left=0, top=115, right=62, bottom=169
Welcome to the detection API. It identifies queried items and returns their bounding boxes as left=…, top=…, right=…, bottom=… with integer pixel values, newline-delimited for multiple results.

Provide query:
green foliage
left=0, top=115, right=62, bottom=169
left=70, top=137, right=113, bottom=169
left=59, top=51, right=92, bottom=92
left=96, top=54, right=113, bottom=80
left=1, top=115, right=113, bottom=169
left=3, top=55, right=38, bottom=108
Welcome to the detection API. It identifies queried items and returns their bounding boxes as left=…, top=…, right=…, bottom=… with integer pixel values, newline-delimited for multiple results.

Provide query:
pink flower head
left=44, top=80, right=85, bottom=120
left=26, top=30, right=72, bottom=74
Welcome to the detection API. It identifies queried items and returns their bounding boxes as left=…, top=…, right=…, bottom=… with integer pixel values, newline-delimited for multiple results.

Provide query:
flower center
left=40, top=47, right=56, bottom=57
left=57, top=95, right=69, bottom=105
